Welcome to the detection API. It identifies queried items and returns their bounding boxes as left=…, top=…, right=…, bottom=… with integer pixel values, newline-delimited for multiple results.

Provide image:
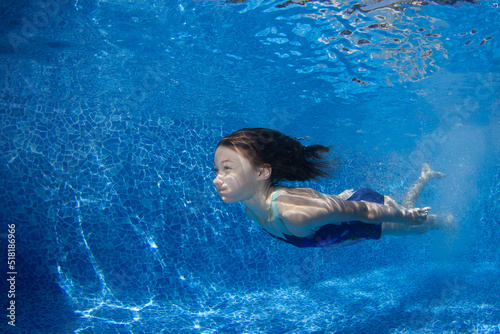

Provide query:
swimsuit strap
left=269, top=185, right=288, bottom=246
left=271, top=186, right=281, bottom=225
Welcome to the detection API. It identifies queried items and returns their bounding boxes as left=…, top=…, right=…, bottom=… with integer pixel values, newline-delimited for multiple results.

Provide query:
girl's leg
left=382, top=214, right=454, bottom=236
left=401, top=163, right=445, bottom=209
left=381, top=163, right=452, bottom=237
left=338, top=189, right=354, bottom=200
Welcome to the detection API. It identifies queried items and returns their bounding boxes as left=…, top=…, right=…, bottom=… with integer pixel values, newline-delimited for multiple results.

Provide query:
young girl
left=213, top=128, right=452, bottom=247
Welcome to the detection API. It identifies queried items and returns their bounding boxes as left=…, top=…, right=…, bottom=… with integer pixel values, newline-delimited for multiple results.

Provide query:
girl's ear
left=257, top=164, right=272, bottom=180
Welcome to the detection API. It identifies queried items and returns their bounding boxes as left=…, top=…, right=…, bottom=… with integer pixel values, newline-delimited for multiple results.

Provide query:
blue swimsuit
left=267, top=187, right=383, bottom=248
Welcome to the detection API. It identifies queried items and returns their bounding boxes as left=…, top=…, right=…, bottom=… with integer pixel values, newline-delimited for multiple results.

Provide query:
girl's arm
left=278, top=192, right=429, bottom=233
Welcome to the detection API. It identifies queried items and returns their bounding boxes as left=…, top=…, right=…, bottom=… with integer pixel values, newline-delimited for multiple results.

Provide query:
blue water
left=0, top=0, right=499, bottom=333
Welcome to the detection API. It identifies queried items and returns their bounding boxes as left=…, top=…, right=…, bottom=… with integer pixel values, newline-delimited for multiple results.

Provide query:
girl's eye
left=214, top=166, right=231, bottom=175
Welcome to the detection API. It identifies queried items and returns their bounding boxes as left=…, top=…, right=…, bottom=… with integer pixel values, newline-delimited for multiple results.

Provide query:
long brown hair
left=216, top=128, right=334, bottom=185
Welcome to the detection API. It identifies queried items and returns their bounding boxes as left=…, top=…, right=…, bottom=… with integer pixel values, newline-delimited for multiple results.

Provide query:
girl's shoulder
left=275, top=187, right=351, bottom=233
left=274, top=186, right=337, bottom=234
left=273, top=186, right=330, bottom=221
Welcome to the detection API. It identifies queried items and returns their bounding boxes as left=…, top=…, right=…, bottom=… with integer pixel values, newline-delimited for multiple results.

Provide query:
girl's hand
left=405, top=207, right=431, bottom=225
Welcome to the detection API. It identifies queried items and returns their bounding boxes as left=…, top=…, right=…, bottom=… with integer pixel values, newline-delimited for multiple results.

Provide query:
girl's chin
left=220, top=197, right=237, bottom=203
left=219, top=194, right=239, bottom=203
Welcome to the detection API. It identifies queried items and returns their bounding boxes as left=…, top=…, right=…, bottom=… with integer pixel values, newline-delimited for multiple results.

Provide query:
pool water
left=0, top=0, right=499, bottom=333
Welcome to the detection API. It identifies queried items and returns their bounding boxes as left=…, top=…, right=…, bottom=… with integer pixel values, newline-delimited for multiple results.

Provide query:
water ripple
left=227, top=0, right=496, bottom=99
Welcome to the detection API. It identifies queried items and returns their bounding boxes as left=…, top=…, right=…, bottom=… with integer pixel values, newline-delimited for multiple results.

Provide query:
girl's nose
left=213, top=176, right=222, bottom=186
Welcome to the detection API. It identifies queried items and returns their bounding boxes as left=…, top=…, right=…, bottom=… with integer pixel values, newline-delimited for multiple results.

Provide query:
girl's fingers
left=419, top=207, right=431, bottom=221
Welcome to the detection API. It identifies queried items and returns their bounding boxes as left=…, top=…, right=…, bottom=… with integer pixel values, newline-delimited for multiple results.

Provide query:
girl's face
left=213, top=146, right=262, bottom=203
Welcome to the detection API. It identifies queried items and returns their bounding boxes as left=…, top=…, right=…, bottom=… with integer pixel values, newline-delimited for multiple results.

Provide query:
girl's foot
left=421, top=163, right=446, bottom=181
